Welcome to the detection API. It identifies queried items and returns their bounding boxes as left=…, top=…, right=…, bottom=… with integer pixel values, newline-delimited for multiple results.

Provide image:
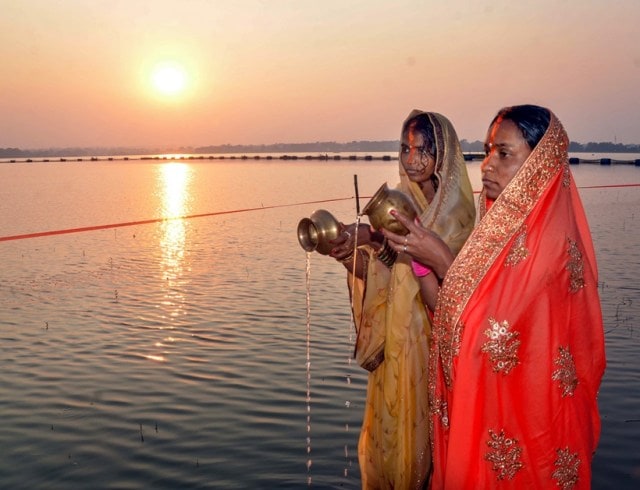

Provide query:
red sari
left=429, top=113, right=606, bottom=489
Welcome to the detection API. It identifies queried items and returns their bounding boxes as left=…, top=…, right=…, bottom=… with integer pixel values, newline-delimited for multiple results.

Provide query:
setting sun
left=151, top=61, right=188, bottom=96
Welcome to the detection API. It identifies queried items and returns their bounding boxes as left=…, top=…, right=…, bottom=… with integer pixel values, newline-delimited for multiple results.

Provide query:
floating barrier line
left=2, top=183, right=639, bottom=242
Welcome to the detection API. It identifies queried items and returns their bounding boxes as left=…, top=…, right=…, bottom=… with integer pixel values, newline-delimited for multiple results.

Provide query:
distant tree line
left=1, top=140, right=639, bottom=158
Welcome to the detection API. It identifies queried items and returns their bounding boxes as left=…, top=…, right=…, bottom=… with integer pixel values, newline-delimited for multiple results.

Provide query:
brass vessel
left=297, top=209, right=340, bottom=255
left=362, top=183, right=417, bottom=235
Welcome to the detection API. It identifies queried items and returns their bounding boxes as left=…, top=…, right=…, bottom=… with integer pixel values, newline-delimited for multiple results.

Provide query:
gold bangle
left=376, top=238, right=397, bottom=268
left=376, top=238, right=390, bottom=258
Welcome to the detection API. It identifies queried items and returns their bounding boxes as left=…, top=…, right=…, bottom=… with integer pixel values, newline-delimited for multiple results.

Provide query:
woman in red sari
left=385, top=105, right=606, bottom=488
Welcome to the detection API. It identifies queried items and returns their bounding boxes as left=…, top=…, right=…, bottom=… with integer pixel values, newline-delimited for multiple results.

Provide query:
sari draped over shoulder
left=349, top=111, right=476, bottom=489
left=429, top=112, right=606, bottom=489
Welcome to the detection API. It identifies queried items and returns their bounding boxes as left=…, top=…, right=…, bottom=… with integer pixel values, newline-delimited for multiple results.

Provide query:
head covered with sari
left=430, top=106, right=606, bottom=488
left=398, top=110, right=476, bottom=255
left=350, top=110, right=475, bottom=489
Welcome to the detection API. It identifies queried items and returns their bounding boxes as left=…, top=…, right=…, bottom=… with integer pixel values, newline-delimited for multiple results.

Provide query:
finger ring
left=403, top=244, right=407, bottom=253
left=345, top=231, right=351, bottom=238
left=404, top=236, right=408, bottom=246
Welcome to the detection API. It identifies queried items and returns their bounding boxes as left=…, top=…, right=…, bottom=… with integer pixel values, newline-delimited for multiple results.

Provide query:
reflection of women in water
left=331, top=110, right=475, bottom=488
left=386, top=105, right=606, bottom=488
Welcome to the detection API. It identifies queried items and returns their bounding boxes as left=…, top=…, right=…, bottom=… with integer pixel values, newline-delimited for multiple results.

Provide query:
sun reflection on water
left=159, top=163, right=191, bottom=277
left=156, top=163, right=193, bottom=343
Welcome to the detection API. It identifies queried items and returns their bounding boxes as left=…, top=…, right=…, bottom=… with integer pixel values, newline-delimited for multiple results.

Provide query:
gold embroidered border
left=433, top=114, right=569, bottom=386
left=428, top=334, right=441, bottom=463
left=562, top=164, right=571, bottom=188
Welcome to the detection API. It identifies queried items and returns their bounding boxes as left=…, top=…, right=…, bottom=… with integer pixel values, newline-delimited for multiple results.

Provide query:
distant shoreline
left=1, top=139, right=640, bottom=159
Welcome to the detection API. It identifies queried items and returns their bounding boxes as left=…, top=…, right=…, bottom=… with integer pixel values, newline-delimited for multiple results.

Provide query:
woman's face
left=400, top=127, right=436, bottom=184
left=481, top=118, right=532, bottom=200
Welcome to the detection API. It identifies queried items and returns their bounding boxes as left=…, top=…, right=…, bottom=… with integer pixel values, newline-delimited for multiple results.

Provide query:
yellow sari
left=349, top=111, right=475, bottom=489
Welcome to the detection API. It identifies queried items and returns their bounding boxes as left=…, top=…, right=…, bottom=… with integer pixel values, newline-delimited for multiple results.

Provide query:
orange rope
left=0, top=197, right=351, bottom=242
left=1, top=184, right=639, bottom=242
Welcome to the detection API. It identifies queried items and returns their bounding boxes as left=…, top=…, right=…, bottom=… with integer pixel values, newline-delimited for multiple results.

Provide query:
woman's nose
left=481, top=153, right=494, bottom=172
left=407, top=149, right=420, bottom=165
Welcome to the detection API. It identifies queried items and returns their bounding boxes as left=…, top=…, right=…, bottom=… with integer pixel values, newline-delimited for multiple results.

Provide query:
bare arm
left=418, top=271, right=440, bottom=311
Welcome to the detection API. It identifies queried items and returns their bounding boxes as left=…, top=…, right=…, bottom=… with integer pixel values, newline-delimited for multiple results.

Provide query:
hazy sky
left=2, top=0, right=639, bottom=149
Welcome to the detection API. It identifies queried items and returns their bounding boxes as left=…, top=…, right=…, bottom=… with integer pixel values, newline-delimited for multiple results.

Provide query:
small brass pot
left=297, top=209, right=340, bottom=255
left=362, top=183, right=417, bottom=235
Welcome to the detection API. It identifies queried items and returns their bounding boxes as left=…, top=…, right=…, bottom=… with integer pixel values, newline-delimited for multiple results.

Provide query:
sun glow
left=150, top=61, right=188, bottom=96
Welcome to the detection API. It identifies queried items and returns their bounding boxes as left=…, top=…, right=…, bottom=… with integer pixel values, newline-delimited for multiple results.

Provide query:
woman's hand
left=329, top=222, right=381, bottom=261
left=382, top=210, right=454, bottom=280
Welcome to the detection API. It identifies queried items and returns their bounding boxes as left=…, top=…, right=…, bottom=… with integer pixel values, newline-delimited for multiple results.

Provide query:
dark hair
left=403, top=113, right=436, bottom=160
left=491, top=105, right=551, bottom=150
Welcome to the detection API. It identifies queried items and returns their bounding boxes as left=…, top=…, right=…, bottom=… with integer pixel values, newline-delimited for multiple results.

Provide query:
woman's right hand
left=329, top=222, right=380, bottom=261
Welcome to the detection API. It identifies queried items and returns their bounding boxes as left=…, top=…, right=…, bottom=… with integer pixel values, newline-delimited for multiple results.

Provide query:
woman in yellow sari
left=331, top=110, right=475, bottom=488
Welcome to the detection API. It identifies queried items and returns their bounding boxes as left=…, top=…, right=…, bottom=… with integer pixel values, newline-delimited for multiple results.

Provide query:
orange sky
left=1, top=0, right=639, bottom=149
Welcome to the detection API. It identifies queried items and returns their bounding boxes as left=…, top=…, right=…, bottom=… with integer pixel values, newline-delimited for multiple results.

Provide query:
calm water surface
left=0, top=159, right=638, bottom=489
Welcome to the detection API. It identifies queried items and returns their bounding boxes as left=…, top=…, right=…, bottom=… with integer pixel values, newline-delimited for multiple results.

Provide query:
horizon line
left=3, top=138, right=640, bottom=154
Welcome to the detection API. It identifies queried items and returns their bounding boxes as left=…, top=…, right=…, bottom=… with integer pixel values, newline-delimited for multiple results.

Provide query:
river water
left=0, top=157, right=638, bottom=488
